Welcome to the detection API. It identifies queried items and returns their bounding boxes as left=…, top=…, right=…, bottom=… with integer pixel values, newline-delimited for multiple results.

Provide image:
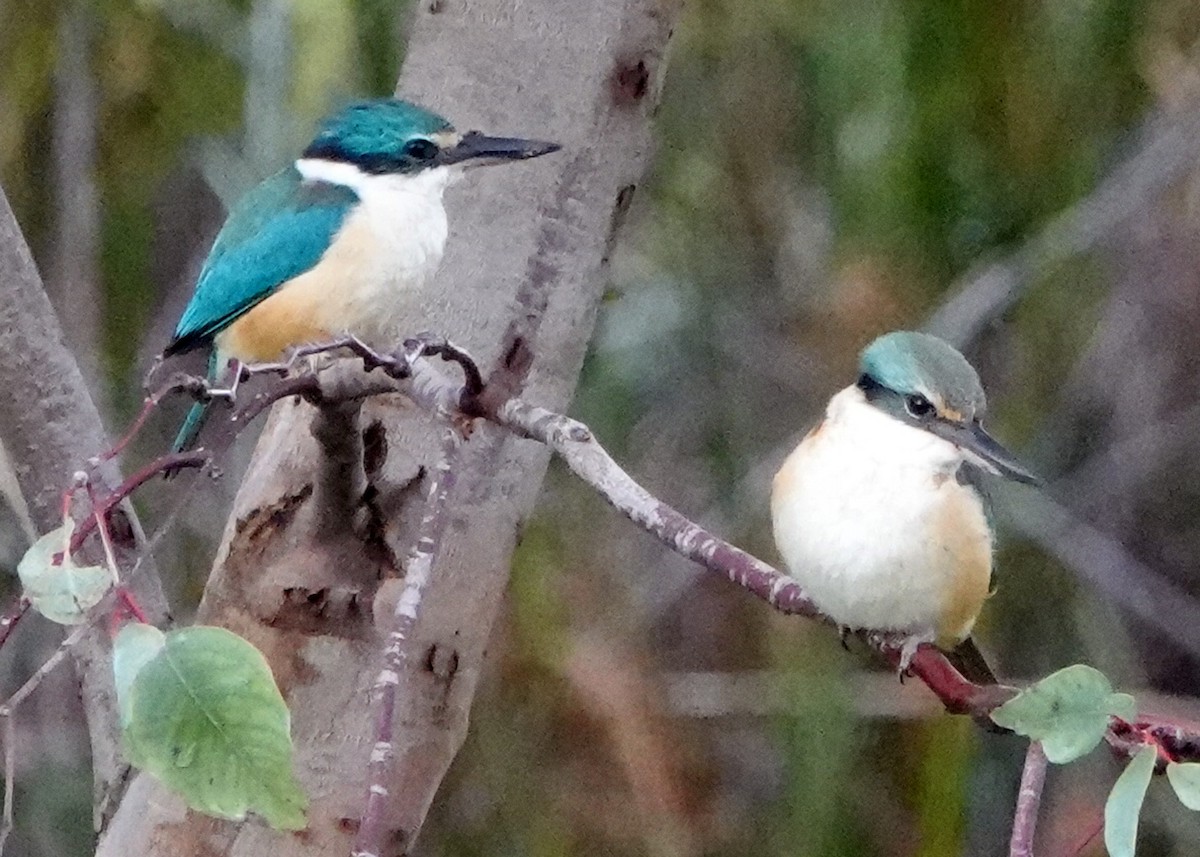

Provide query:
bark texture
left=95, top=0, right=678, bottom=854
left=0, top=187, right=168, bottom=827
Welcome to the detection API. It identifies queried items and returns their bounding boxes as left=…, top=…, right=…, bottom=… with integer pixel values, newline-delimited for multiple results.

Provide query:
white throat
left=824, top=386, right=965, bottom=475
left=290, top=157, right=452, bottom=349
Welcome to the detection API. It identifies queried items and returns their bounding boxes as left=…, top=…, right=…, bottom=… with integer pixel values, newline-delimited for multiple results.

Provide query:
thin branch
left=353, top=428, right=462, bottom=857
left=67, top=451, right=209, bottom=556
left=500, top=396, right=821, bottom=616
left=0, top=598, right=29, bottom=652
left=925, top=105, right=1200, bottom=348
left=1010, top=741, right=1048, bottom=857
left=0, top=707, right=13, bottom=856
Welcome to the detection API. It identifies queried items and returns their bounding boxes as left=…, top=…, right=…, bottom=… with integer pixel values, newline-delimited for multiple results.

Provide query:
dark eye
left=905, top=394, right=935, bottom=418
left=402, top=139, right=438, bottom=161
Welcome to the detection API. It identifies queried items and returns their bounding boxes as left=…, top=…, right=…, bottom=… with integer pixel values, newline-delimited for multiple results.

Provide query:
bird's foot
left=202, top=359, right=244, bottom=404
left=403, top=333, right=485, bottom=397
left=896, top=630, right=937, bottom=679
left=838, top=626, right=853, bottom=651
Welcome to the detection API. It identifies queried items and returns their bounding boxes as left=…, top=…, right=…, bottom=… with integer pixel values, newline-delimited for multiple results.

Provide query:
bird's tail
left=172, top=352, right=220, bottom=453
left=945, top=636, right=997, bottom=685
left=172, top=401, right=211, bottom=453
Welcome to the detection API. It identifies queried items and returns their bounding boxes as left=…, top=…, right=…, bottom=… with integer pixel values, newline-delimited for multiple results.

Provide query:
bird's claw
left=896, top=631, right=936, bottom=680
left=838, top=626, right=852, bottom=651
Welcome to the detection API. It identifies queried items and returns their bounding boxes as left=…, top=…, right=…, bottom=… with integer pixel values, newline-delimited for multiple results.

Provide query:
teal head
left=856, top=331, right=1039, bottom=484
left=301, top=98, right=560, bottom=175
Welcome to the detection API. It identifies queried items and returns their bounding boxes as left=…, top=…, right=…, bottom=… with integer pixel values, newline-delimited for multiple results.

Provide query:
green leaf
left=120, top=625, right=308, bottom=829
left=1166, top=762, right=1200, bottom=810
left=17, top=523, right=113, bottom=625
left=112, top=623, right=166, bottom=730
left=1105, top=744, right=1156, bottom=857
left=990, top=664, right=1136, bottom=763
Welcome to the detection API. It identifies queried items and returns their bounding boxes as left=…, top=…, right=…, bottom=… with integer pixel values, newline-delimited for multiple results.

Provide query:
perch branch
left=57, top=334, right=1200, bottom=785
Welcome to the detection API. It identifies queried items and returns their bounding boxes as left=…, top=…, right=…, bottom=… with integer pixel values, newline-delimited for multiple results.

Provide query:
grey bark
left=0, top=186, right=168, bottom=828
left=95, top=0, right=678, bottom=855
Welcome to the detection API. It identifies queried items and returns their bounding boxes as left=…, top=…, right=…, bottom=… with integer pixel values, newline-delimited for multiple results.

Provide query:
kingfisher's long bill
left=771, top=330, right=1039, bottom=677
left=925, top=419, right=1040, bottom=486
left=162, top=97, right=560, bottom=452
left=437, top=132, right=560, bottom=166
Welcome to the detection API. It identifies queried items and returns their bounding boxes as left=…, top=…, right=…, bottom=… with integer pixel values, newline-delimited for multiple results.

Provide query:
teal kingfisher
left=162, top=97, right=560, bottom=451
left=771, top=331, right=1039, bottom=677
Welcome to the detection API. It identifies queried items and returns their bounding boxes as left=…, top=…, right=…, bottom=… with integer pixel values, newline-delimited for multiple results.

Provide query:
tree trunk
left=95, top=0, right=677, bottom=855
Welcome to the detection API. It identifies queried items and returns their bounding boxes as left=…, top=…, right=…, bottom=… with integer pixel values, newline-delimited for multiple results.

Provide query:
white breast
left=770, top=386, right=992, bottom=637
left=294, top=158, right=450, bottom=350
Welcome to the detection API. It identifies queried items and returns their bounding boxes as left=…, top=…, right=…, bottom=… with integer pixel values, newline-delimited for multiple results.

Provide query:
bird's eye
left=402, top=139, right=438, bottom=161
left=905, top=394, right=936, bottom=418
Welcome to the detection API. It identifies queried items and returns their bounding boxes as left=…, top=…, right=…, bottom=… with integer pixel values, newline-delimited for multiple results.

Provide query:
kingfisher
left=771, top=331, right=1039, bottom=680
left=162, top=97, right=560, bottom=451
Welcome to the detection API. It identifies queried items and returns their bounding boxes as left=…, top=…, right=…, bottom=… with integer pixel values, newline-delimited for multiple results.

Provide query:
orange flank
left=931, top=489, right=993, bottom=647
left=217, top=282, right=333, bottom=363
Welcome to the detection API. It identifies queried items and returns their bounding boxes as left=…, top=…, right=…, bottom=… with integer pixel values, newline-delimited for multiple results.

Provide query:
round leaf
left=989, top=664, right=1135, bottom=763
left=1167, top=762, right=1200, bottom=810
left=112, top=623, right=166, bottom=730
left=122, top=625, right=308, bottom=829
left=17, top=523, right=113, bottom=625
left=1105, top=744, right=1156, bottom=857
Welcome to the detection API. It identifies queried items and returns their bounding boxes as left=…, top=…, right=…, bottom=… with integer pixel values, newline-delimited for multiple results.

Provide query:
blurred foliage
left=3, top=0, right=1200, bottom=855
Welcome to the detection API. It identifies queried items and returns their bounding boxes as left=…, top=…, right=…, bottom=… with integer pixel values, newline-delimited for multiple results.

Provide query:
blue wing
left=165, top=166, right=358, bottom=355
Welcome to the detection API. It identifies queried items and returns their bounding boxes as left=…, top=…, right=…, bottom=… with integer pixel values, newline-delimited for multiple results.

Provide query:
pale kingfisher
left=771, top=331, right=1039, bottom=679
left=162, top=97, right=559, bottom=451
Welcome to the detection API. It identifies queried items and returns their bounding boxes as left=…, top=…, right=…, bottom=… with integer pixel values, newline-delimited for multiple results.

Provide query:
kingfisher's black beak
left=930, top=420, right=1042, bottom=486
left=438, top=132, right=561, bottom=167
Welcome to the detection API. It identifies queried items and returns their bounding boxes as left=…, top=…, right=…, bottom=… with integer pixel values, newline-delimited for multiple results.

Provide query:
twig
left=1010, top=741, right=1048, bottom=857
left=0, top=708, right=13, bottom=856
left=353, top=428, right=462, bottom=857
left=925, top=105, right=1200, bottom=347
left=353, top=339, right=1200, bottom=757
left=499, top=396, right=821, bottom=616
left=84, top=479, right=120, bottom=584
left=66, top=450, right=209, bottom=556
left=0, top=599, right=29, bottom=652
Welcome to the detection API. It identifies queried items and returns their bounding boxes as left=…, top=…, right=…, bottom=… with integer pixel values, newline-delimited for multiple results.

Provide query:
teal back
left=167, top=166, right=358, bottom=354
